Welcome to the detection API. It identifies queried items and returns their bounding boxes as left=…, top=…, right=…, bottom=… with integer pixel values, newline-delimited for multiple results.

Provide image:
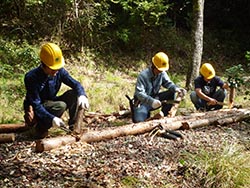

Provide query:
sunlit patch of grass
left=184, top=143, right=250, bottom=188
left=86, top=70, right=135, bottom=114
left=0, top=77, right=25, bottom=123
left=121, top=176, right=141, bottom=187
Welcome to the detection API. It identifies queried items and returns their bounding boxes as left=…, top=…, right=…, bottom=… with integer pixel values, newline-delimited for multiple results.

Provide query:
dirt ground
left=0, top=114, right=249, bottom=188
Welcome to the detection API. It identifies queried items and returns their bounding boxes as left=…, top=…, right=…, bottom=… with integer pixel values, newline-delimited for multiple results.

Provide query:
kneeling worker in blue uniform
left=133, top=52, right=186, bottom=123
left=23, top=42, right=89, bottom=138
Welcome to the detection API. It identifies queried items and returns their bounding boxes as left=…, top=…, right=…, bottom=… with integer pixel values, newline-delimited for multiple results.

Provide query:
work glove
left=152, top=99, right=162, bottom=109
left=78, top=95, right=89, bottom=109
left=176, top=88, right=187, bottom=98
left=52, top=117, right=66, bottom=127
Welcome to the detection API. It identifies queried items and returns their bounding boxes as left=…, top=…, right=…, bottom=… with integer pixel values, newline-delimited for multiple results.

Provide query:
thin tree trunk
left=229, top=87, right=236, bottom=109
left=186, top=0, right=205, bottom=90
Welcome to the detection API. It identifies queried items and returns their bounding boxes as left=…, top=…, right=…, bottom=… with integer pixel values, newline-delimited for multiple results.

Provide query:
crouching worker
left=23, top=42, right=89, bottom=139
left=190, top=63, right=229, bottom=111
left=132, top=52, right=186, bottom=123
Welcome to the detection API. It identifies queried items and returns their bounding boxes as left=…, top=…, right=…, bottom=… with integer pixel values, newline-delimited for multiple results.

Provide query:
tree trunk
left=35, top=109, right=250, bottom=152
left=186, top=0, right=205, bottom=90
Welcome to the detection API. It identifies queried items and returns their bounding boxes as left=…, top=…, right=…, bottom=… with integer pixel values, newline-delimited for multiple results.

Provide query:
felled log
left=0, top=123, right=27, bottom=133
left=35, top=108, right=250, bottom=152
left=36, top=135, right=78, bottom=152
left=0, top=133, right=15, bottom=143
left=181, top=109, right=250, bottom=129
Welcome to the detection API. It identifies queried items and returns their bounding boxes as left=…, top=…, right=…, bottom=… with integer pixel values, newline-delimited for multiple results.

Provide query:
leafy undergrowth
left=0, top=115, right=249, bottom=188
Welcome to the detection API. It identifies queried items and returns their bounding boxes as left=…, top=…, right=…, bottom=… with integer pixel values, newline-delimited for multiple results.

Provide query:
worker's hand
left=207, top=98, right=217, bottom=106
left=78, top=95, right=89, bottom=109
left=52, top=117, right=65, bottom=127
left=176, top=88, right=187, bottom=98
left=223, top=82, right=230, bottom=90
left=152, top=99, right=161, bottom=109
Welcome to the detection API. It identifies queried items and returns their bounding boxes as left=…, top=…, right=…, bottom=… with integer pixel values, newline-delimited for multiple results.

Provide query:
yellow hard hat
left=200, top=63, right=215, bottom=79
left=40, top=43, right=65, bottom=70
left=152, top=52, right=169, bottom=71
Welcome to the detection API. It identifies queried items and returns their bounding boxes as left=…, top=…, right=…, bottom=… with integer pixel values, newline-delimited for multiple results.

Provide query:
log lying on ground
left=36, top=135, right=78, bottom=152
left=0, top=123, right=27, bottom=133
left=181, top=109, right=249, bottom=129
left=36, top=121, right=161, bottom=152
left=0, top=133, right=15, bottom=143
left=35, top=108, right=250, bottom=152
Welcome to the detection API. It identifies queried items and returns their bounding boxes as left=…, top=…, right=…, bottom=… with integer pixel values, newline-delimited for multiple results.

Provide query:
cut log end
left=0, top=133, right=15, bottom=143
left=35, top=135, right=78, bottom=152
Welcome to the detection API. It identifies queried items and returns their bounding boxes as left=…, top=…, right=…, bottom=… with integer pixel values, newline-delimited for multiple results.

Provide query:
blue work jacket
left=134, top=67, right=177, bottom=106
left=24, top=65, right=86, bottom=121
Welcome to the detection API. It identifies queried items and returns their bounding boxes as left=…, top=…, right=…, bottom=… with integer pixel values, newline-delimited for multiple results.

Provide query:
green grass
left=0, top=76, right=25, bottom=123
left=1, top=59, right=249, bottom=123
left=183, top=143, right=250, bottom=188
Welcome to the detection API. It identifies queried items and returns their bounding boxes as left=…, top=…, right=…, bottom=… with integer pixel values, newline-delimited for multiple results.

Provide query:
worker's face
left=204, top=77, right=212, bottom=82
left=153, top=67, right=162, bottom=75
left=43, top=65, right=59, bottom=76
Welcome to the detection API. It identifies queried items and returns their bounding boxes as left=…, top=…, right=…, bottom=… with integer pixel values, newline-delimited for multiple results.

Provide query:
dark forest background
left=0, top=0, right=250, bottom=75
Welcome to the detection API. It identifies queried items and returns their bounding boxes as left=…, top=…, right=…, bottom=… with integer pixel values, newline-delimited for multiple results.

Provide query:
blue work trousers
left=133, top=90, right=175, bottom=123
left=190, top=88, right=227, bottom=111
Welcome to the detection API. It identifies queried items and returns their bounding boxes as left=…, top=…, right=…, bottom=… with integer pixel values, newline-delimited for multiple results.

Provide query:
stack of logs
left=0, top=123, right=27, bottom=143
left=1, top=108, right=249, bottom=152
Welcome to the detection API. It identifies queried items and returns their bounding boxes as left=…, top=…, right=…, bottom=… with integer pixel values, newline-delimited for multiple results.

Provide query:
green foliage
left=112, top=0, right=172, bottom=26
left=245, top=51, right=250, bottom=69
left=0, top=39, right=39, bottom=78
left=224, top=64, right=245, bottom=88
left=245, top=51, right=250, bottom=61
left=224, top=62, right=250, bottom=101
left=116, top=28, right=130, bottom=44
left=63, top=1, right=113, bottom=50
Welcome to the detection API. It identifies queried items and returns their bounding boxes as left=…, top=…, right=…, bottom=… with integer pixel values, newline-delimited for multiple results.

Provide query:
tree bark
left=0, top=123, right=27, bottom=133
left=73, top=107, right=85, bottom=134
left=36, top=135, right=78, bottom=152
left=0, top=133, right=15, bottom=143
left=167, top=93, right=184, bottom=117
left=186, top=0, right=205, bottom=90
left=229, top=87, right=236, bottom=109
left=35, top=109, right=250, bottom=152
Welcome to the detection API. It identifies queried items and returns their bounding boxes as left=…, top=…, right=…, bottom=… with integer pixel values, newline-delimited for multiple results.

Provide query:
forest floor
left=0, top=111, right=250, bottom=188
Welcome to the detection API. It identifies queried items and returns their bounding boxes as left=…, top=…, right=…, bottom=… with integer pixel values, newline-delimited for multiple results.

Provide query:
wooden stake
left=73, top=107, right=84, bottom=134
left=229, top=87, right=235, bottom=109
